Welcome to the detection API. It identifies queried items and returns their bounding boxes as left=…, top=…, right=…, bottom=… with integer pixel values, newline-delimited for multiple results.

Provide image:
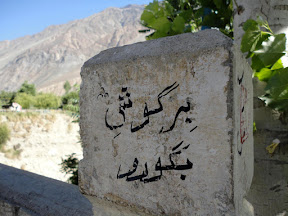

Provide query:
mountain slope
left=0, top=5, right=146, bottom=94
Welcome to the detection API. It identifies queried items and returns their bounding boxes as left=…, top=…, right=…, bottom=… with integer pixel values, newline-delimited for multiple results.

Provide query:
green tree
left=34, top=93, right=61, bottom=109
left=14, top=93, right=36, bottom=109
left=0, top=91, right=16, bottom=106
left=18, top=81, right=36, bottom=96
left=63, top=81, right=71, bottom=94
left=61, top=91, right=79, bottom=112
left=139, top=0, right=233, bottom=40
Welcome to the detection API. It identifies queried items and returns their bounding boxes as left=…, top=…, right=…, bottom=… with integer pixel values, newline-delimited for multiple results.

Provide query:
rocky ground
left=0, top=111, right=82, bottom=182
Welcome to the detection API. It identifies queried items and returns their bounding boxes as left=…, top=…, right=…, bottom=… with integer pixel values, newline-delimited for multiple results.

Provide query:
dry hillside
left=0, top=5, right=146, bottom=95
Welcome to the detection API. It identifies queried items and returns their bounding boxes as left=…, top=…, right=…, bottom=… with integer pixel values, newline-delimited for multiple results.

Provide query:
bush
left=60, top=153, right=79, bottom=185
left=34, top=93, right=61, bottom=109
left=0, top=91, right=16, bottom=106
left=63, top=81, right=71, bottom=94
left=0, top=123, right=10, bottom=148
left=62, top=91, right=79, bottom=112
left=63, top=104, right=80, bottom=113
left=14, top=93, right=36, bottom=109
left=14, top=92, right=61, bottom=109
left=62, top=91, right=79, bottom=105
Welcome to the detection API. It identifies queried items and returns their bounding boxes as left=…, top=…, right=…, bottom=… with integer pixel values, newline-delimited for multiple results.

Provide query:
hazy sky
left=0, top=0, right=151, bottom=41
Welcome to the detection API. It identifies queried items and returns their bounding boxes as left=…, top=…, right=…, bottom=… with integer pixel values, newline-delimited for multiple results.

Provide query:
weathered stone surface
left=0, top=164, right=154, bottom=216
left=79, top=30, right=253, bottom=215
left=0, top=200, right=31, bottom=216
left=0, top=163, right=93, bottom=216
left=233, top=46, right=254, bottom=216
left=86, top=195, right=153, bottom=216
left=234, top=1, right=288, bottom=215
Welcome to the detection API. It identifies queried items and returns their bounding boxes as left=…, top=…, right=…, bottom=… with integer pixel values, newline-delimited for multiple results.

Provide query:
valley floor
left=0, top=111, right=82, bottom=182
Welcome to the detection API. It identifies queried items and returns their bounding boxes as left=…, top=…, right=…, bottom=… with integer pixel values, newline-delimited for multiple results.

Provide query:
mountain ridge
left=0, top=4, right=146, bottom=95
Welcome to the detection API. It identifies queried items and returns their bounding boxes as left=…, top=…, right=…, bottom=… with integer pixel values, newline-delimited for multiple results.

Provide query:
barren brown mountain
left=0, top=5, right=146, bottom=95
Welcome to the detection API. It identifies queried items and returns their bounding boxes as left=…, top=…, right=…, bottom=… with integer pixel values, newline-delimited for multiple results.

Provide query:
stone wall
left=0, top=163, right=93, bottom=216
left=0, top=163, right=151, bottom=216
left=79, top=30, right=253, bottom=215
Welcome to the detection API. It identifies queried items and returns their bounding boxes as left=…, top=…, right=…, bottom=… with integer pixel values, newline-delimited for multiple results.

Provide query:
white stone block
left=79, top=30, right=253, bottom=215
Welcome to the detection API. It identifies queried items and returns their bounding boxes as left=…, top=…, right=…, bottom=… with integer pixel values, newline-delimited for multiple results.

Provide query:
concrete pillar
left=79, top=30, right=253, bottom=215
left=234, top=0, right=288, bottom=215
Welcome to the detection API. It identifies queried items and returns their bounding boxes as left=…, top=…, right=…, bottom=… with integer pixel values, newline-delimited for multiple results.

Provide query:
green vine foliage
left=140, top=2, right=288, bottom=112
left=139, top=0, right=233, bottom=40
left=241, top=17, right=287, bottom=111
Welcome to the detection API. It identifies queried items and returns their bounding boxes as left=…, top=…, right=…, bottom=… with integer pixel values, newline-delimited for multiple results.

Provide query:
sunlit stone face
left=79, top=30, right=253, bottom=215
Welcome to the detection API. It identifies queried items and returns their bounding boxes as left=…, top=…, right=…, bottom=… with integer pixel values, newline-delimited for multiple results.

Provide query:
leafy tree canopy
left=63, top=81, right=71, bottom=94
left=14, top=93, right=36, bottom=109
left=18, top=81, right=36, bottom=96
left=140, top=0, right=233, bottom=40
left=140, top=1, right=288, bottom=114
left=34, top=93, right=61, bottom=109
left=0, top=91, right=16, bottom=106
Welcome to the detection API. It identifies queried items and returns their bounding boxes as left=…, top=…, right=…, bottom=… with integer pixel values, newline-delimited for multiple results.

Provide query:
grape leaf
left=265, top=68, right=288, bottom=98
left=241, top=19, right=261, bottom=53
left=254, top=34, right=286, bottom=66
left=172, top=16, right=185, bottom=33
